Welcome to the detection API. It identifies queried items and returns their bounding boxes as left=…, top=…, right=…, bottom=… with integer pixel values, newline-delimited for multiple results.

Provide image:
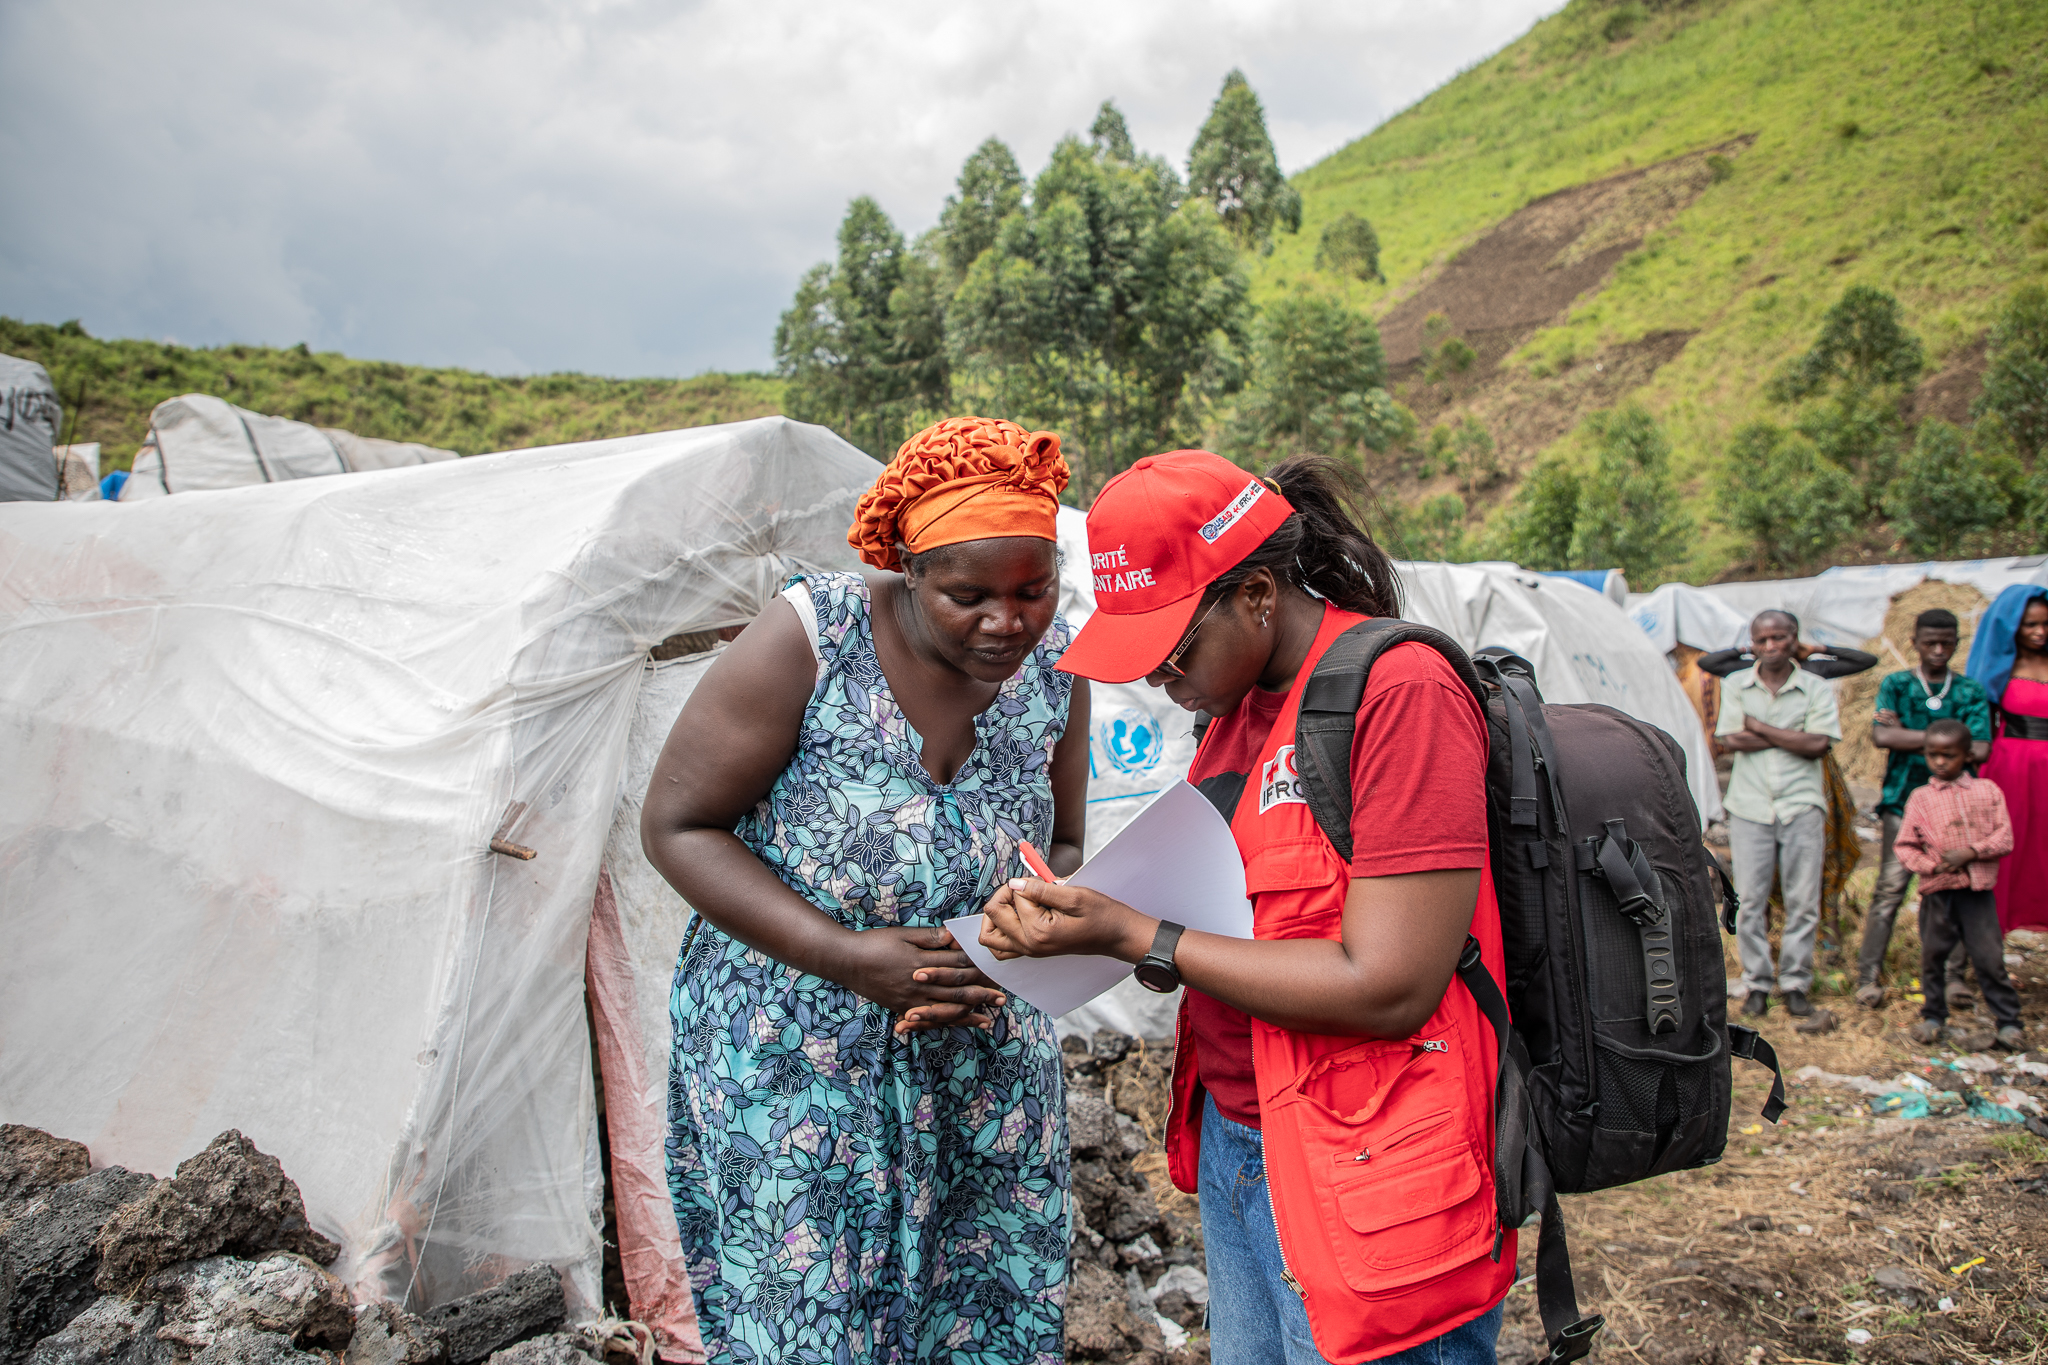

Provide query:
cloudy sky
left=0, top=0, right=1559, bottom=378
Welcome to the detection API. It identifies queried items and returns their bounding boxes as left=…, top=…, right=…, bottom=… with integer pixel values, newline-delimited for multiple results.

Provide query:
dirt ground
left=1100, top=907, right=2048, bottom=1365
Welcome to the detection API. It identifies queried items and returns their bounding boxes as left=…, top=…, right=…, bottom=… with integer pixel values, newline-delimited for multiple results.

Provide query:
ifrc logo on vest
left=1259, top=744, right=1306, bottom=812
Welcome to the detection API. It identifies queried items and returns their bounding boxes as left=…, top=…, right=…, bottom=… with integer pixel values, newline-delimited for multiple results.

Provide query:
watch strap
left=1146, top=920, right=1186, bottom=967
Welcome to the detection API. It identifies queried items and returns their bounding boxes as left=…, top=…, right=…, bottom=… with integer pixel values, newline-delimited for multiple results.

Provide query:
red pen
left=1017, top=840, right=1060, bottom=882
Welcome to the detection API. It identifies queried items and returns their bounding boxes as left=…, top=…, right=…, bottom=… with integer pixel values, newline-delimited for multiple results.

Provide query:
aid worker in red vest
left=980, top=450, right=1514, bottom=1365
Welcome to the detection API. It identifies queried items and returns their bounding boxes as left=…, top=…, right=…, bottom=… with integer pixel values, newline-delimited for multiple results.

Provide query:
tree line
left=773, top=73, right=1403, bottom=502
left=776, top=76, right=2048, bottom=583
left=1482, top=283, right=2048, bottom=583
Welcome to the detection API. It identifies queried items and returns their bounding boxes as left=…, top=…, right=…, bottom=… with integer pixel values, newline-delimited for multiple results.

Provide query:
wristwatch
left=1133, top=921, right=1186, bottom=994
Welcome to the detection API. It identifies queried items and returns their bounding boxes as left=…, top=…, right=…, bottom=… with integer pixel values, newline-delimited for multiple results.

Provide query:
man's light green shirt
left=1715, top=665, right=1842, bottom=824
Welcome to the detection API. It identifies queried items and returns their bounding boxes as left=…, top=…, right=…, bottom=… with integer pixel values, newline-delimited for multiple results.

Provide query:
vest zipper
left=1275, top=1225, right=1306, bottom=1298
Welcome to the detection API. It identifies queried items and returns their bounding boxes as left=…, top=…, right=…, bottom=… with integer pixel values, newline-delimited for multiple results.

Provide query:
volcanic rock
left=0, top=1131, right=91, bottom=1226
left=142, top=1255, right=353, bottom=1352
left=188, top=1329, right=323, bottom=1365
left=343, top=1303, right=448, bottom=1365
left=0, top=1167, right=158, bottom=1363
left=93, top=1134, right=337, bottom=1296
left=1063, top=1260, right=1165, bottom=1364
left=419, top=1267, right=566, bottom=1365
left=482, top=1335, right=597, bottom=1365
left=23, top=1298, right=172, bottom=1365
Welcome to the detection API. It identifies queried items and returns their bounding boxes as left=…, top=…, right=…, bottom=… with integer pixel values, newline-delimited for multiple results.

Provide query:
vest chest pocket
left=1243, top=836, right=1347, bottom=938
left=1242, top=835, right=1345, bottom=893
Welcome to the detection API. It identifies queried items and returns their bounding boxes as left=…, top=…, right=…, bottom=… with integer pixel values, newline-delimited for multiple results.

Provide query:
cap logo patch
left=1198, top=478, right=1266, bottom=544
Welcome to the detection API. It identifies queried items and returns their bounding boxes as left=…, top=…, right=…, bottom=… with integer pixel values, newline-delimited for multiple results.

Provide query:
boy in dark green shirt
left=1856, top=609, right=1993, bottom=1006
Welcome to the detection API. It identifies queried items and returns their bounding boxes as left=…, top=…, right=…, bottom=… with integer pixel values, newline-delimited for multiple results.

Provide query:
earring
left=1261, top=611, right=1270, bottom=628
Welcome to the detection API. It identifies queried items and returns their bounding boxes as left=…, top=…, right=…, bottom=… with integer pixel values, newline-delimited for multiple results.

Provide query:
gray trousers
left=1856, top=810, right=1967, bottom=986
left=1730, top=807, right=1825, bottom=994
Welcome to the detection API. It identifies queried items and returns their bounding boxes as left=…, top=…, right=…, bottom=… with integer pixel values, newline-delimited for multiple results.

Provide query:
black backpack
left=1199, top=619, right=1787, bottom=1365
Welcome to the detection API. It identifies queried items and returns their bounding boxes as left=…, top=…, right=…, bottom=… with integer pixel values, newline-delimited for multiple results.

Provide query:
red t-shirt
left=1184, top=638, right=1492, bottom=1128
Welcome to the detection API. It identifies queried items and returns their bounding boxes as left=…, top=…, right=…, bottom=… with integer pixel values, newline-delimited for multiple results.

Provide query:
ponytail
left=1205, top=454, right=1402, bottom=618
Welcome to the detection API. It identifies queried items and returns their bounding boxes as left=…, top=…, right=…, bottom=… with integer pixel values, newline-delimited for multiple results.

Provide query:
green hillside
left=0, top=317, right=784, bottom=469
left=1262, top=0, right=2048, bottom=579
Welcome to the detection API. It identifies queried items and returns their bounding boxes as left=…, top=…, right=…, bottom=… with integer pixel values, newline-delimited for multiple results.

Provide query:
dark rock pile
left=1062, top=1031, right=1206, bottom=1364
left=0, top=1129, right=590, bottom=1365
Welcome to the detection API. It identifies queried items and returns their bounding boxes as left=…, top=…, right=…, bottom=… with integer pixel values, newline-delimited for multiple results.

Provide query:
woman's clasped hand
left=850, top=922, right=1008, bottom=1032
left=979, top=876, right=1151, bottom=963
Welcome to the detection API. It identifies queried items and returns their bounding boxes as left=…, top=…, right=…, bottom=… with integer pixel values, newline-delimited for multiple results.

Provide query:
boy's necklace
left=1917, top=665, right=1954, bottom=712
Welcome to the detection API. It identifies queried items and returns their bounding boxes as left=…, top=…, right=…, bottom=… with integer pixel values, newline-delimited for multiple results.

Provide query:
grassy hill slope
left=0, top=317, right=784, bottom=469
left=1260, top=0, right=2048, bottom=579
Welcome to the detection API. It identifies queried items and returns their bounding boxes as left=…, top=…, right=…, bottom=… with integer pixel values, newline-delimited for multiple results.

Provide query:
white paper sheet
left=945, top=780, right=1253, bottom=1017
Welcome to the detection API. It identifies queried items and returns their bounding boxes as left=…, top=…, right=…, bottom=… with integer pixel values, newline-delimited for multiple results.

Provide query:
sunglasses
left=1153, top=598, right=1221, bottom=679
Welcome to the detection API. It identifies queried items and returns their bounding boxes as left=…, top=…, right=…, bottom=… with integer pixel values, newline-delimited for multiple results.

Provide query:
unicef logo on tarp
left=1092, top=708, right=1163, bottom=777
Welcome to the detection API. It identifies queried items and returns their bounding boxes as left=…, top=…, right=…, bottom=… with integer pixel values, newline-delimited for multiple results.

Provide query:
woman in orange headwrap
left=642, top=416, right=1090, bottom=1364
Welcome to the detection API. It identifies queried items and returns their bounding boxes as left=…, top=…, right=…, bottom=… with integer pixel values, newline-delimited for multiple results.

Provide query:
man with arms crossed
left=1718, top=610, right=1841, bottom=1018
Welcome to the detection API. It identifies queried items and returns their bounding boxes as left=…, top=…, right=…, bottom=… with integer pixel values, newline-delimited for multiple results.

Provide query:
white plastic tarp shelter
left=121, top=393, right=458, bottom=498
left=1056, top=536, right=1724, bottom=1041
left=55, top=443, right=102, bottom=500
left=1, top=353, right=62, bottom=502
left=1628, top=557, right=2048, bottom=651
left=1625, top=581, right=1751, bottom=655
left=0, top=417, right=882, bottom=1360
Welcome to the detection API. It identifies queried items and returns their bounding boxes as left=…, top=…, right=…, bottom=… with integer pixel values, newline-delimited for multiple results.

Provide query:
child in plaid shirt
left=1896, top=719, right=2021, bottom=1048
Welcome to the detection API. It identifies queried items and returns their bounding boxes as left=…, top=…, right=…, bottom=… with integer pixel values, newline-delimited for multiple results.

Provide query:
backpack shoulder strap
left=1295, top=619, right=1485, bottom=863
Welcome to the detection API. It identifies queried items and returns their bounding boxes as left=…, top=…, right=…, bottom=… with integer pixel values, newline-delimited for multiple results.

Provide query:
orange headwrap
left=847, top=416, right=1070, bottom=572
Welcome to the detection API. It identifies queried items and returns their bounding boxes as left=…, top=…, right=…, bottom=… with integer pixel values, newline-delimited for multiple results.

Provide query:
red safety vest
left=1165, top=607, right=1515, bottom=1362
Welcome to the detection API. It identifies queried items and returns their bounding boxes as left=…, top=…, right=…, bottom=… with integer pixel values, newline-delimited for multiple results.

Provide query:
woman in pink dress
left=1968, top=585, right=2048, bottom=931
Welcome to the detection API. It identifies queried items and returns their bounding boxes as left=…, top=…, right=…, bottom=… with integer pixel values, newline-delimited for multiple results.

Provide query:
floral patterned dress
left=667, top=572, right=1073, bottom=1365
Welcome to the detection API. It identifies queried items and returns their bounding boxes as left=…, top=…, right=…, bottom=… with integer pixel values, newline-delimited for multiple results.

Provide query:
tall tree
left=1490, top=458, right=1581, bottom=570
left=1764, top=283, right=1925, bottom=514
left=1975, top=283, right=2048, bottom=465
left=1568, top=404, right=1693, bottom=584
left=1187, top=70, right=1302, bottom=254
left=1228, top=292, right=1410, bottom=464
left=1716, top=421, right=1859, bottom=571
left=949, top=124, right=1249, bottom=497
left=937, top=139, right=1026, bottom=283
left=773, top=197, right=948, bottom=458
left=1883, top=419, right=2012, bottom=557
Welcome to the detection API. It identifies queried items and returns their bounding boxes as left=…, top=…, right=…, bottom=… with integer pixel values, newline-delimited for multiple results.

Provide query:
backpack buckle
left=1544, top=1315, right=1605, bottom=1365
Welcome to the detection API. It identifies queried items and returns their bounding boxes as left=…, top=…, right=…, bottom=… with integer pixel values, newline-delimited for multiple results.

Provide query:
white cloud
left=0, top=0, right=1558, bottom=377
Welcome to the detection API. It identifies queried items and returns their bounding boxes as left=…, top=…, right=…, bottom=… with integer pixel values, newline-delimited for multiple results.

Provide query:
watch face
left=1133, top=960, right=1178, bottom=994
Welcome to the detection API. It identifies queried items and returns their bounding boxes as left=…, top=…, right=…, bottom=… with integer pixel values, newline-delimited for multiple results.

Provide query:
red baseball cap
left=1057, top=450, right=1295, bottom=683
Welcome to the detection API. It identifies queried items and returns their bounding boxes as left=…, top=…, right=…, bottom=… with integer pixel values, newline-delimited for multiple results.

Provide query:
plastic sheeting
left=1055, top=547, right=1724, bottom=1041
left=591, top=656, right=720, bottom=1361
left=121, top=394, right=457, bottom=498
left=1, top=353, right=61, bottom=502
left=1625, top=581, right=1751, bottom=654
left=56, top=444, right=102, bottom=501
left=0, top=417, right=878, bottom=1319
left=1631, top=557, right=2048, bottom=650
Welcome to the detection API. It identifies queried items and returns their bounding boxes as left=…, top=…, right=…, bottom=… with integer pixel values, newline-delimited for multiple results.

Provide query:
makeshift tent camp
left=121, top=393, right=458, bottom=497
left=2, top=428, right=1729, bottom=1352
left=1628, top=557, right=2048, bottom=652
left=1, top=353, right=63, bottom=502
left=0, top=418, right=885, bottom=1360
left=1539, top=567, right=1630, bottom=606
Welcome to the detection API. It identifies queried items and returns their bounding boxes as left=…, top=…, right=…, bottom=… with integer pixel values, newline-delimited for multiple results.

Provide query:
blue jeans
left=1199, top=1093, right=1504, bottom=1365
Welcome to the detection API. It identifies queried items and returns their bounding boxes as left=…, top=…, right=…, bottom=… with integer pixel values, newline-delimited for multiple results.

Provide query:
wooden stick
left=490, top=839, right=537, bottom=860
